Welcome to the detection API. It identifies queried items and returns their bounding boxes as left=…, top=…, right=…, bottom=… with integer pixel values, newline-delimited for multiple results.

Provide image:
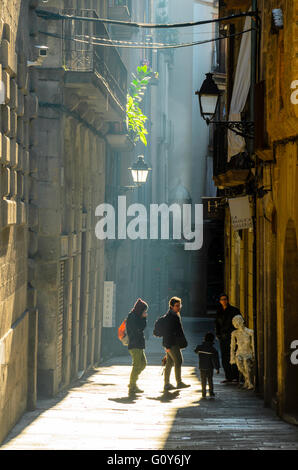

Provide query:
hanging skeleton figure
left=230, top=315, right=255, bottom=390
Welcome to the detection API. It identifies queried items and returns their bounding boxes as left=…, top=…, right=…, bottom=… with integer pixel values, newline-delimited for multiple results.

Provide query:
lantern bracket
left=206, top=119, right=255, bottom=139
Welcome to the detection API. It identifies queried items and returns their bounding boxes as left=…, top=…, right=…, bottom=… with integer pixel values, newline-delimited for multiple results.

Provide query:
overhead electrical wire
left=36, top=9, right=257, bottom=29
left=39, top=28, right=254, bottom=50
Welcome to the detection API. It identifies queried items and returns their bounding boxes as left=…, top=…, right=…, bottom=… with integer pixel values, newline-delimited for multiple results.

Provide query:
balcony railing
left=62, top=9, right=127, bottom=110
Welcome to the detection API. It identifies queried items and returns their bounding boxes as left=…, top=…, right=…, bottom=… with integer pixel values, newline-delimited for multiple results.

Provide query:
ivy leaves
left=126, top=65, right=156, bottom=147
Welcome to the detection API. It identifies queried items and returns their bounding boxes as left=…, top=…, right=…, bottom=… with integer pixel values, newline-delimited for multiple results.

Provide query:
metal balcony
left=62, top=9, right=127, bottom=117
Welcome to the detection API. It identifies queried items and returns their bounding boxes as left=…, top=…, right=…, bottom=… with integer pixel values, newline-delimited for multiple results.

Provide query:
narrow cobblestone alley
left=1, top=318, right=298, bottom=451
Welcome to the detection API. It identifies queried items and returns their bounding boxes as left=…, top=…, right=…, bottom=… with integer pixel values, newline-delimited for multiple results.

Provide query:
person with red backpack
left=126, top=298, right=149, bottom=396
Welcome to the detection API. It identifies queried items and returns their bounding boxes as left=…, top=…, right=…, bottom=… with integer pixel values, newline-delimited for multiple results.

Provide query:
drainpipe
left=250, top=0, right=259, bottom=393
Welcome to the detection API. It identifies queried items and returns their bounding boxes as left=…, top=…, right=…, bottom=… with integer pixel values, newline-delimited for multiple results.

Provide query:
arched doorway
left=283, top=219, right=298, bottom=417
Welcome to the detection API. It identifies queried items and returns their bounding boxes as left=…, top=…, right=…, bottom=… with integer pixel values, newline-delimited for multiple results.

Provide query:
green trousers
left=128, top=349, right=147, bottom=388
left=164, top=344, right=183, bottom=385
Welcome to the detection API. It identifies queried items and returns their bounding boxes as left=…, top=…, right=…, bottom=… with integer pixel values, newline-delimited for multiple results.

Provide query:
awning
left=228, top=13, right=252, bottom=161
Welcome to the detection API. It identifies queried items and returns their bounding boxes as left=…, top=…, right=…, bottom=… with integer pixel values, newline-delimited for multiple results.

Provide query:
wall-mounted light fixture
left=27, top=45, right=49, bottom=67
left=195, top=73, right=254, bottom=139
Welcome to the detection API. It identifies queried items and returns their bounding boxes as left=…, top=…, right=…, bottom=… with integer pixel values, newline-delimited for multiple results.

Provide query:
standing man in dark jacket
left=215, top=293, right=240, bottom=383
left=126, top=298, right=148, bottom=395
left=194, top=332, right=220, bottom=398
left=162, top=297, right=190, bottom=392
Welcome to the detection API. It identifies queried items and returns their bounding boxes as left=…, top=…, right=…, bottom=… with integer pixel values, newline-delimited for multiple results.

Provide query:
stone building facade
left=0, top=0, right=39, bottom=444
left=0, top=0, right=130, bottom=443
left=33, top=0, right=130, bottom=394
left=215, top=0, right=298, bottom=422
left=255, top=0, right=298, bottom=423
left=145, top=0, right=222, bottom=318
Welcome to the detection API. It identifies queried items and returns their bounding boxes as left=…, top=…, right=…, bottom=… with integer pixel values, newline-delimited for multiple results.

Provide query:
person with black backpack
left=154, top=297, right=190, bottom=392
left=126, top=298, right=149, bottom=396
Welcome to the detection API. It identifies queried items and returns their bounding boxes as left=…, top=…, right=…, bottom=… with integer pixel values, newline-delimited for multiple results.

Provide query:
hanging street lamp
left=196, top=72, right=221, bottom=123
left=120, top=155, right=152, bottom=192
left=128, top=155, right=151, bottom=185
left=195, top=73, right=254, bottom=139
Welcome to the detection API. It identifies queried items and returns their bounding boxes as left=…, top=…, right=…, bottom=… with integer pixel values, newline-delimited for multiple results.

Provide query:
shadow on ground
left=146, top=391, right=181, bottom=403
left=108, top=396, right=139, bottom=404
left=1, top=365, right=126, bottom=446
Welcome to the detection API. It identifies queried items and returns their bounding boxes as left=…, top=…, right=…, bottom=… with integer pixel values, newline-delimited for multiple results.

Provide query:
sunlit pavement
left=1, top=317, right=298, bottom=450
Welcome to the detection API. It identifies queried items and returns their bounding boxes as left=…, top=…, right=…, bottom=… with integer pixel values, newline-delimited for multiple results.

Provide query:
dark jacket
left=215, top=304, right=240, bottom=340
left=126, top=311, right=147, bottom=350
left=194, top=341, right=220, bottom=370
left=162, top=309, right=187, bottom=349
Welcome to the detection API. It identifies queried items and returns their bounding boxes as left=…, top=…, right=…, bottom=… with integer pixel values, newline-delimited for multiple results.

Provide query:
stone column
left=34, top=76, right=63, bottom=396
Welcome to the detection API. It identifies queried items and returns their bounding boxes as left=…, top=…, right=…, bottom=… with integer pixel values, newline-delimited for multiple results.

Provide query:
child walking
left=194, top=332, right=220, bottom=398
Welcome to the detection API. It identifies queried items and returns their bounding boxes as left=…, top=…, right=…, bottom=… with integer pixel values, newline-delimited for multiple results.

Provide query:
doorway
left=283, top=219, right=298, bottom=417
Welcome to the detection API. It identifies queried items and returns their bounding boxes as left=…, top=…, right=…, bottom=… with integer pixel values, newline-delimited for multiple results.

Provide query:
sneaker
left=209, top=392, right=215, bottom=397
left=176, top=382, right=191, bottom=389
left=164, top=383, right=176, bottom=392
left=221, top=379, right=232, bottom=383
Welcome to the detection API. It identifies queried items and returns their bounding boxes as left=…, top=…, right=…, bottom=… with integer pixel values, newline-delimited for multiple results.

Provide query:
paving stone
left=1, top=318, right=298, bottom=450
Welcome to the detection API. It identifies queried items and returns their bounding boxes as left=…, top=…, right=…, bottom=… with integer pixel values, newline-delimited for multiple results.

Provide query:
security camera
left=35, top=45, right=49, bottom=57
left=27, top=45, right=49, bottom=67
left=272, top=8, right=283, bottom=33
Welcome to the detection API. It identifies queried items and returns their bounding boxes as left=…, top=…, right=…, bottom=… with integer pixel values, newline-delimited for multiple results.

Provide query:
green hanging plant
left=126, top=64, right=158, bottom=147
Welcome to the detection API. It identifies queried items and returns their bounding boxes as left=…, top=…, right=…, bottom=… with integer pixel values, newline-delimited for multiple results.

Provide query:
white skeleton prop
left=230, top=315, right=255, bottom=390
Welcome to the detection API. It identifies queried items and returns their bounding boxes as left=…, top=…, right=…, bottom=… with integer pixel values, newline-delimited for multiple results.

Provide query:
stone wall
left=256, top=0, right=298, bottom=418
left=34, top=75, right=106, bottom=396
left=0, top=0, right=39, bottom=443
left=261, top=0, right=298, bottom=139
left=221, top=0, right=298, bottom=418
left=262, top=140, right=298, bottom=419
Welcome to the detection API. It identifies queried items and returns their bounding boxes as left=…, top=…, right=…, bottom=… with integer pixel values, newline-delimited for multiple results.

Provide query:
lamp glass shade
left=131, top=169, right=149, bottom=183
left=129, top=155, right=151, bottom=184
left=196, top=72, right=221, bottom=121
left=200, top=94, right=219, bottom=116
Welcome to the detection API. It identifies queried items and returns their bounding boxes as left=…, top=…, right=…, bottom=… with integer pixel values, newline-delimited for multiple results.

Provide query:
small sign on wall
left=202, top=197, right=225, bottom=220
left=228, top=196, right=253, bottom=231
left=103, top=281, right=116, bottom=327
